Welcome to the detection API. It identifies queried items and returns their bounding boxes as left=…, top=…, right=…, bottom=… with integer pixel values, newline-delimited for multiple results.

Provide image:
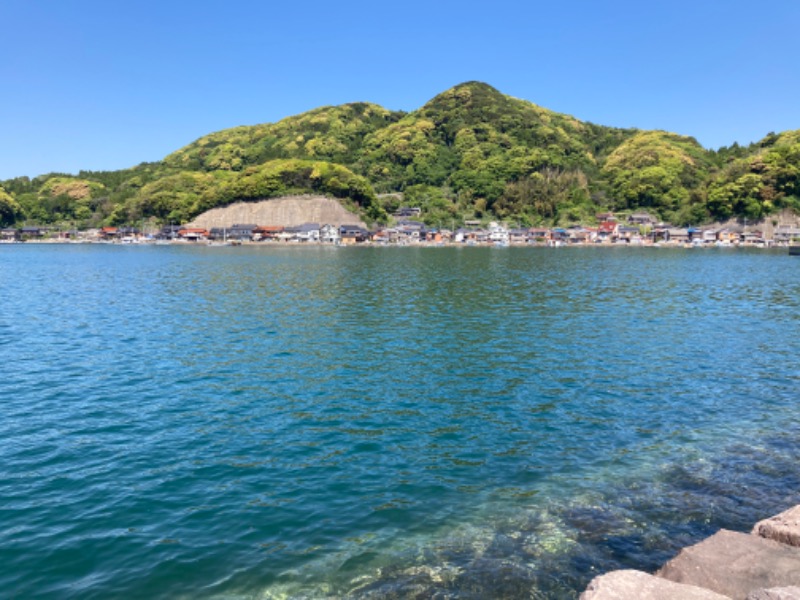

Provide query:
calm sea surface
left=2, top=244, right=799, bottom=599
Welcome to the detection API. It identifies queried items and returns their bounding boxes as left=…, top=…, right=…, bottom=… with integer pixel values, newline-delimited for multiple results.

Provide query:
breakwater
left=582, top=506, right=800, bottom=599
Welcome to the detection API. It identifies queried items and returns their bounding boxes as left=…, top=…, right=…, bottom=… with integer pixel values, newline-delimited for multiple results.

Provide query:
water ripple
left=1, top=245, right=799, bottom=598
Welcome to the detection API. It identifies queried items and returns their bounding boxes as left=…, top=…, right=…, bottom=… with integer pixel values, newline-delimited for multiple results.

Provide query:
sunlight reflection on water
left=1, top=245, right=799, bottom=598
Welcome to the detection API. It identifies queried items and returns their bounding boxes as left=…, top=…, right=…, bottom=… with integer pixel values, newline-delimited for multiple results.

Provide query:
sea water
left=1, top=244, right=799, bottom=599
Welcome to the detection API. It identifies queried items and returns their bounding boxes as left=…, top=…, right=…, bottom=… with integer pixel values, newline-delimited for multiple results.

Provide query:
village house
left=774, top=225, right=800, bottom=244
left=666, top=228, right=690, bottom=244
left=26, top=226, right=48, bottom=238
left=596, top=221, right=617, bottom=243
left=228, top=224, right=257, bottom=241
left=452, top=228, right=471, bottom=243
left=550, top=228, right=569, bottom=244
left=567, top=227, right=591, bottom=245
left=99, top=226, right=119, bottom=240
left=698, top=229, right=717, bottom=244
left=395, top=220, right=426, bottom=242
left=119, top=226, right=139, bottom=236
left=394, top=206, right=421, bottom=218
left=177, top=228, right=208, bottom=241
left=57, top=229, right=80, bottom=240
left=158, top=225, right=182, bottom=240
left=582, top=226, right=598, bottom=243
left=508, top=228, right=528, bottom=244
left=628, top=212, right=656, bottom=225
left=487, top=222, right=509, bottom=245
left=252, top=225, right=283, bottom=241
left=741, top=230, right=764, bottom=245
left=1, top=227, right=20, bottom=241
left=292, top=223, right=320, bottom=243
left=118, top=227, right=140, bottom=242
left=651, top=226, right=670, bottom=243
left=473, top=228, right=491, bottom=244
left=372, top=228, right=392, bottom=244
left=339, top=224, right=369, bottom=244
left=208, top=227, right=227, bottom=241
left=615, top=225, right=640, bottom=243
left=528, top=228, right=549, bottom=243
left=714, top=228, right=736, bottom=244
left=320, top=224, right=340, bottom=244
left=425, top=229, right=444, bottom=243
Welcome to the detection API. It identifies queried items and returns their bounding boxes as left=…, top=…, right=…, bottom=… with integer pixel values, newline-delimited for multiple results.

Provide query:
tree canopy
left=0, top=186, right=23, bottom=227
left=2, top=83, right=798, bottom=229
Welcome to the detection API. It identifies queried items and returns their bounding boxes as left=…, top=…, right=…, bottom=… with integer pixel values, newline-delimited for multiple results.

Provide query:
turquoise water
left=1, top=245, right=799, bottom=599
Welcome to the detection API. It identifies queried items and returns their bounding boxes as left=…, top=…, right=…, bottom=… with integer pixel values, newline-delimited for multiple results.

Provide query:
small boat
left=790, top=245, right=800, bottom=256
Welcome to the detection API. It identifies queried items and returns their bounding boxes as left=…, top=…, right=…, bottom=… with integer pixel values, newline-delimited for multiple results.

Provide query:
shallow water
left=1, top=245, right=799, bottom=598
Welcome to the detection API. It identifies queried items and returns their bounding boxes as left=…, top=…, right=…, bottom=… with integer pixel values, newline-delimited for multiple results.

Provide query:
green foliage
left=706, top=129, right=800, bottom=220
left=164, top=103, right=404, bottom=171
left=494, top=168, right=592, bottom=226
left=601, top=131, right=713, bottom=222
left=105, top=159, right=386, bottom=225
left=0, top=186, right=23, bottom=226
left=222, top=159, right=386, bottom=223
left=400, top=184, right=458, bottom=226
left=31, top=177, right=107, bottom=224
left=125, top=171, right=230, bottom=225
left=360, top=82, right=623, bottom=209
left=359, top=117, right=458, bottom=190
left=3, top=84, right=800, bottom=228
left=39, top=177, right=105, bottom=200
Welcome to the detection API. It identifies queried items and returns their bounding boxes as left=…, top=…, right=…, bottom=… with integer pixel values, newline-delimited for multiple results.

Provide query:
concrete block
left=746, top=587, right=800, bottom=600
left=657, top=529, right=800, bottom=599
left=580, top=569, right=731, bottom=599
left=753, top=506, right=800, bottom=548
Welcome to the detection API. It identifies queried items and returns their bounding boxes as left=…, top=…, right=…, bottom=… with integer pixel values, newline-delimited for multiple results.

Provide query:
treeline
left=2, top=82, right=799, bottom=229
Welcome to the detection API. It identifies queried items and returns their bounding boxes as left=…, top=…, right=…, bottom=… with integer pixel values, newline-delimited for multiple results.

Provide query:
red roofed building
left=597, top=221, right=617, bottom=242
left=178, top=228, right=208, bottom=241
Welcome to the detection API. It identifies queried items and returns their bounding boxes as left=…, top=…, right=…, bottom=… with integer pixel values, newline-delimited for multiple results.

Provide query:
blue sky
left=1, top=0, right=799, bottom=180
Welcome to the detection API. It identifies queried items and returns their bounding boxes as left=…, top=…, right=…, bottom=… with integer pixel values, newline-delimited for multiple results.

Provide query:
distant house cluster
left=3, top=211, right=800, bottom=247
left=152, top=223, right=369, bottom=245
left=134, top=214, right=794, bottom=247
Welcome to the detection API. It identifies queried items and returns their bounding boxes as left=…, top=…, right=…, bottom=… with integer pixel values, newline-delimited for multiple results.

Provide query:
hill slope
left=164, top=103, right=405, bottom=172
left=2, top=82, right=798, bottom=228
left=186, top=196, right=367, bottom=229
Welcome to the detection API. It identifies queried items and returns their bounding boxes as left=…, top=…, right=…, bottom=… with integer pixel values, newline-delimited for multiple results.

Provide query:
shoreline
left=0, top=238, right=791, bottom=249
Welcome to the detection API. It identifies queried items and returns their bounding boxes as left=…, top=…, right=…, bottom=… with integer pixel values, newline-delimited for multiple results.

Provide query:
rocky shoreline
left=581, top=505, right=800, bottom=599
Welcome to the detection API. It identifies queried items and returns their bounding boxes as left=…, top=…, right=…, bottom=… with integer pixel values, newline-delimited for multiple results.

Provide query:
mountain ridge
left=1, top=81, right=798, bottom=228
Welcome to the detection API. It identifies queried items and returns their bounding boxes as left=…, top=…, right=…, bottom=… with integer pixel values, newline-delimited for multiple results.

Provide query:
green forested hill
left=356, top=82, right=636, bottom=224
left=163, top=102, right=405, bottom=172
left=2, top=81, right=798, bottom=228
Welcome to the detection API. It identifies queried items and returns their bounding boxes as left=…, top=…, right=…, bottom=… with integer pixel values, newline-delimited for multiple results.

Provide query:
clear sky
left=2, top=0, right=799, bottom=180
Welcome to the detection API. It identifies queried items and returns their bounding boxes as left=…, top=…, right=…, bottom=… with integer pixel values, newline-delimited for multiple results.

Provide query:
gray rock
left=753, top=506, right=800, bottom=548
left=657, top=529, right=800, bottom=599
left=580, top=569, right=731, bottom=599
left=747, top=587, right=800, bottom=600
